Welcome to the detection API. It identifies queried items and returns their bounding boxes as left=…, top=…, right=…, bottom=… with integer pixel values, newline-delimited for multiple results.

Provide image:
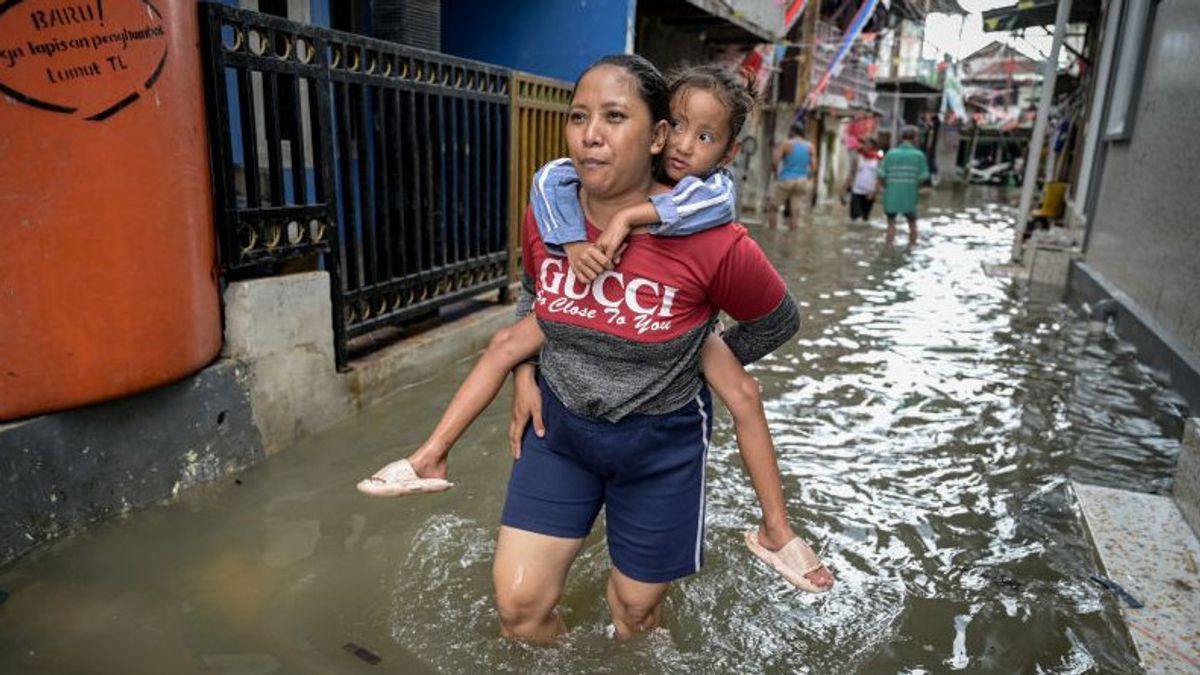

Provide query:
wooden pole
left=1013, top=0, right=1073, bottom=261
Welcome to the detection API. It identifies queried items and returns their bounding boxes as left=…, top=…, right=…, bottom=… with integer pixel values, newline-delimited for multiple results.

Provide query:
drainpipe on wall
left=1012, top=0, right=1073, bottom=262
left=1074, top=0, right=1124, bottom=250
left=891, top=88, right=901, bottom=142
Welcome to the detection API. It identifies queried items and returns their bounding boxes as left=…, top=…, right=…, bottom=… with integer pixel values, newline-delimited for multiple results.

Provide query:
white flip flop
left=356, top=459, right=453, bottom=497
left=744, top=528, right=834, bottom=593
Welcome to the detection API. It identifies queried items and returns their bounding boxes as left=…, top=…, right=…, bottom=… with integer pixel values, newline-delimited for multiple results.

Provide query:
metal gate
left=508, top=72, right=573, bottom=283
left=200, top=3, right=511, bottom=368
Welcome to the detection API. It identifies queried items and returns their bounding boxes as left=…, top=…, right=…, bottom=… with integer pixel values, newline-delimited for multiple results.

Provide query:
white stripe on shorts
left=694, top=393, right=710, bottom=572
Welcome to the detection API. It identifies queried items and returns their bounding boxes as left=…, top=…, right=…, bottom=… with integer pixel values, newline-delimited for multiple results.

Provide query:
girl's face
left=566, top=65, right=668, bottom=200
left=664, top=87, right=739, bottom=182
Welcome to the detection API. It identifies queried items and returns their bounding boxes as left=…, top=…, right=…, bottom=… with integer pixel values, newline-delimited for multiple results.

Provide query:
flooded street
left=0, top=188, right=1188, bottom=674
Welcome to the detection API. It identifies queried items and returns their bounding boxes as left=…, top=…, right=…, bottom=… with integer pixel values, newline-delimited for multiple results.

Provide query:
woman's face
left=566, top=65, right=667, bottom=199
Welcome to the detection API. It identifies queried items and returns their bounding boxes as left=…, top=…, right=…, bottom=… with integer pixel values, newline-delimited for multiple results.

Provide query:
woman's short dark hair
left=573, top=54, right=671, bottom=124
left=669, top=64, right=759, bottom=144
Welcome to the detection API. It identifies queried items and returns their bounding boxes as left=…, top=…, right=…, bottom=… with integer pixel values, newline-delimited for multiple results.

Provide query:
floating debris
left=342, top=642, right=381, bottom=665
left=1090, top=575, right=1144, bottom=608
left=980, top=568, right=1024, bottom=592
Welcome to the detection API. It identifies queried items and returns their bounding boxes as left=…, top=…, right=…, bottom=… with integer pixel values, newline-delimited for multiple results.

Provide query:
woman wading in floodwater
left=491, top=54, right=817, bottom=642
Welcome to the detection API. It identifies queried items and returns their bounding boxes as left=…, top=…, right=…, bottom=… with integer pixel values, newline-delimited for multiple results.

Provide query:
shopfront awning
left=888, top=0, right=969, bottom=20
left=682, top=0, right=786, bottom=42
left=635, top=0, right=785, bottom=44
left=982, top=0, right=1100, bottom=32
left=875, top=78, right=942, bottom=95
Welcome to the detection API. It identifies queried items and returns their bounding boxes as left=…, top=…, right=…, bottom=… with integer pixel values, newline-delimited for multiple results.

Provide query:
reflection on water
left=0, top=188, right=1186, bottom=674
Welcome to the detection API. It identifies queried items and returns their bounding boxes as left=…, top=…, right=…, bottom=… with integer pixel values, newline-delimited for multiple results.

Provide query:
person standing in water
left=877, top=126, right=930, bottom=247
left=499, top=55, right=818, bottom=643
left=843, top=136, right=880, bottom=222
left=769, top=126, right=815, bottom=230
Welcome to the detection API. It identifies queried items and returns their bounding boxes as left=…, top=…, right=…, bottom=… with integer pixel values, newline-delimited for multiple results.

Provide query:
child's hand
left=596, top=219, right=632, bottom=264
left=563, top=241, right=612, bottom=283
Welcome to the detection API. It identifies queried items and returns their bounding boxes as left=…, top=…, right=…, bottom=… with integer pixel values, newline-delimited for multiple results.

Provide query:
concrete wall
left=222, top=272, right=513, bottom=454
left=441, top=0, right=633, bottom=83
left=635, top=18, right=710, bottom=74
left=0, top=362, right=265, bottom=565
left=738, top=103, right=798, bottom=216
left=1084, top=0, right=1200, bottom=358
left=1070, top=261, right=1200, bottom=422
left=1, top=272, right=513, bottom=567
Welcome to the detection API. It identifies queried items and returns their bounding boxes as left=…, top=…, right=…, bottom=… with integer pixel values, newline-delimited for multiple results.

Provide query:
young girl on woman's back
left=359, top=64, right=833, bottom=594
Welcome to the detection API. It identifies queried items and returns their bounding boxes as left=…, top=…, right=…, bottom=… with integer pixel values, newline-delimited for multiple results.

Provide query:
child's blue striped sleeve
left=529, top=158, right=586, bottom=255
left=648, top=169, right=736, bottom=236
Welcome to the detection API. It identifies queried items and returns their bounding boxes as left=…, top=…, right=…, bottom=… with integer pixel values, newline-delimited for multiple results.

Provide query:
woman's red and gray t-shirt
left=517, top=207, right=799, bottom=422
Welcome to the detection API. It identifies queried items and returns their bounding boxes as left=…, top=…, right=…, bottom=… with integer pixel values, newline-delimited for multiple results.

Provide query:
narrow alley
left=0, top=189, right=1184, bottom=674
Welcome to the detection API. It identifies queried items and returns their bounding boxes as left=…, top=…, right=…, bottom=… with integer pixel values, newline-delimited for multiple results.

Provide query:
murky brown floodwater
left=0, top=188, right=1188, bottom=674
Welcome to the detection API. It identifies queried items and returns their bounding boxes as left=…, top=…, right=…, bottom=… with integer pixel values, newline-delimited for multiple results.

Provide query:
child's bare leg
left=700, top=334, right=833, bottom=589
left=700, top=335, right=792, bottom=544
left=405, top=315, right=544, bottom=478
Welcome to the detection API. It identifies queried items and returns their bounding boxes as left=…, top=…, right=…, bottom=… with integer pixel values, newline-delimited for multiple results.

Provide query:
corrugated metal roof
left=982, top=0, right=1101, bottom=32
left=886, top=0, right=969, bottom=21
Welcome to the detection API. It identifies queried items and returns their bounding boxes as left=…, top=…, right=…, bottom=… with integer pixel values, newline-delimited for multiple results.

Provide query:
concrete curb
left=1176, top=419, right=1200, bottom=539
left=1069, top=261, right=1200, bottom=415
left=1074, top=482, right=1200, bottom=673
left=1071, top=419, right=1200, bottom=673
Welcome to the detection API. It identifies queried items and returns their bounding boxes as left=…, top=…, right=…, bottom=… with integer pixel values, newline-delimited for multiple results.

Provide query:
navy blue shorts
left=501, top=379, right=713, bottom=583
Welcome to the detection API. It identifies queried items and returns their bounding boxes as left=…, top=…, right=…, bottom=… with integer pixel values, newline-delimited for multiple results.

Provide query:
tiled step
left=1074, top=479, right=1200, bottom=674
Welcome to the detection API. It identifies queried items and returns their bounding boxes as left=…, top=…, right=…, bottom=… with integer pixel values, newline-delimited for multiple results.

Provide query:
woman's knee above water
left=494, top=587, right=556, bottom=633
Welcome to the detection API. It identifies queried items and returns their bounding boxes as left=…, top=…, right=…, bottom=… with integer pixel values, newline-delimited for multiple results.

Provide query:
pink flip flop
left=744, top=528, right=834, bottom=593
left=356, top=459, right=453, bottom=497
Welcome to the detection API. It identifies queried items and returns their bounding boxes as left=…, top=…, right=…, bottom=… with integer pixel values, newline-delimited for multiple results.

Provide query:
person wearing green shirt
left=876, top=126, right=930, bottom=247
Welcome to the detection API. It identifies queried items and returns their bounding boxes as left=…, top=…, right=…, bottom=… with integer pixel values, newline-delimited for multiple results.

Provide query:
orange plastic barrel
left=0, top=0, right=221, bottom=420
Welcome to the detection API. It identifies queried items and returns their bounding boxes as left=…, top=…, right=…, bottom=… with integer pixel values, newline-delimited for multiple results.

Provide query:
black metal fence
left=200, top=3, right=511, bottom=368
